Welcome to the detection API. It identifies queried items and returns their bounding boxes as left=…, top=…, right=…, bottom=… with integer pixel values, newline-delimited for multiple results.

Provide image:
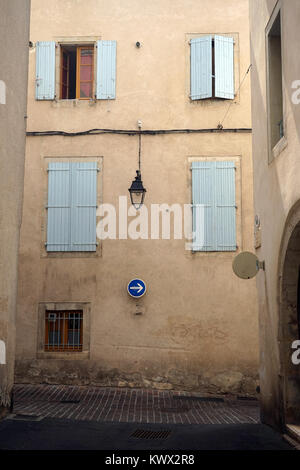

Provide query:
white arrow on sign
left=130, top=283, right=143, bottom=293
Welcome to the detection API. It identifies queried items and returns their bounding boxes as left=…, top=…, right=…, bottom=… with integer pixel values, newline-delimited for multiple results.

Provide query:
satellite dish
left=232, top=251, right=264, bottom=280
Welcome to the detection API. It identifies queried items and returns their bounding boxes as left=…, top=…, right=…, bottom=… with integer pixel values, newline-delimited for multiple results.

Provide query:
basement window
left=45, top=310, right=83, bottom=352
left=60, top=45, right=94, bottom=100
left=267, top=10, right=284, bottom=152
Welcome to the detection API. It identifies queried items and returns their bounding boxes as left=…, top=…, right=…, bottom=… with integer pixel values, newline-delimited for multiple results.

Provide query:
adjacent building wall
left=0, top=0, right=30, bottom=413
left=15, top=0, right=259, bottom=395
left=250, top=0, right=300, bottom=427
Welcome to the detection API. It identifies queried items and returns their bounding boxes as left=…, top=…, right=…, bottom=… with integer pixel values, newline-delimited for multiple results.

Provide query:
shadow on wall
left=250, top=0, right=300, bottom=428
left=249, top=1, right=284, bottom=429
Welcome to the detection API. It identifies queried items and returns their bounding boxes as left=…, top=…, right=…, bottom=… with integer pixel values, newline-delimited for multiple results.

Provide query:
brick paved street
left=12, top=384, right=260, bottom=425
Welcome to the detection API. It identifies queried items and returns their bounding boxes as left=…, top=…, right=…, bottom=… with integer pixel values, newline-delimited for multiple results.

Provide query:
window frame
left=45, top=310, right=83, bottom=352
left=37, top=302, right=91, bottom=359
left=41, top=156, right=103, bottom=259
left=45, top=161, right=98, bottom=253
left=59, top=44, right=95, bottom=100
left=265, top=1, right=287, bottom=163
left=186, top=32, right=240, bottom=104
left=188, top=156, right=242, bottom=256
left=76, top=46, right=94, bottom=100
left=55, top=38, right=99, bottom=101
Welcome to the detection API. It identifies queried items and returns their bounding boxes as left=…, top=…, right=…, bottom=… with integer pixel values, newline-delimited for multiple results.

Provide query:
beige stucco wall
left=250, top=0, right=300, bottom=427
left=16, top=0, right=259, bottom=395
left=0, top=0, right=30, bottom=412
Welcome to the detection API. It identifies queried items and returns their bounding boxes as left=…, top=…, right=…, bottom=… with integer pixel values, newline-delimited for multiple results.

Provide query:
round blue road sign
left=127, top=279, right=147, bottom=298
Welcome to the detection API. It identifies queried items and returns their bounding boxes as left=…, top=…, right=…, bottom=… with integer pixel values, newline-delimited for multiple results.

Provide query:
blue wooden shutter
left=47, top=162, right=71, bottom=251
left=192, top=161, right=215, bottom=251
left=36, top=41, right=56, bottom=100
left=215, top=161, right=236, bottom=251
left=190, top=36, right=212, bottom=100
left=47, top=162, right=97, bottom=252
left=96, top=40, right=116, bottom=99
left=214, top=35, right=234, bottom=99
left=71, top=162, right=98, bottom=251
left=192, top=161, right=236, bottom=251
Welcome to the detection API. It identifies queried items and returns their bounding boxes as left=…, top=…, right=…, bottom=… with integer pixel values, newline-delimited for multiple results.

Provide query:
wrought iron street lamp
left=128, top=170, right=146, bottom=209
left=128, top=131, right=146, bottom=210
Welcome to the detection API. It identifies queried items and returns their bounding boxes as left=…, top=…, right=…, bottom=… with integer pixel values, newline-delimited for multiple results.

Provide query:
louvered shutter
left=96, top=40, right=117, bottom=99
left=190, top=36, right=212, bottom=100
left=192, top=161, right=236, bottom=251
left=214, top=35, right=234, bottom=99
left=47, top=162, right=97, bottom=252
left=215, top=161, right=236, bottom=251
left=35, top=41, right=56, bottom=100
left=192, top=161, right=215, bottom=251
left=71, top=162, right=98, bottom=251
left=47, top=162, right=72, bottom=251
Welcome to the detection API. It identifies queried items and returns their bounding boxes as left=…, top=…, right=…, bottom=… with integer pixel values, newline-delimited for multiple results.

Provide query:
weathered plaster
left=16, top=0, right=259, bottom=396
left=0, top=0, right=30, bottom=412
left=250, top=0, right=300, bottom=427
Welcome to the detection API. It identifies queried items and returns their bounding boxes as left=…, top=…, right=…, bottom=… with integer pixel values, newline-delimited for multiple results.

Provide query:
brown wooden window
left=45, top=310, right=83, bottom=352
left=60, top=45, right=94, bottom=100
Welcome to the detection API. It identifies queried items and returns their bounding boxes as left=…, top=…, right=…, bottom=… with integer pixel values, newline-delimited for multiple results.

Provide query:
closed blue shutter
left=214, top=35, right=234, bottom=99
left=47, top=162, right=72, bottom=251
left=192, top=161, right=236, bottom=251
left=190, top=36, right=212, bottom=100
left=96, top=40, right=116, bottom=99
left=36, top=41, right=56, bottom=100
left=71, top=162, right=98, bottom=251
left=215, top=161, right=236, bottom=251
left=192, top=161, right=215, bottom=251
left=47, top=162, right=97, bottom=252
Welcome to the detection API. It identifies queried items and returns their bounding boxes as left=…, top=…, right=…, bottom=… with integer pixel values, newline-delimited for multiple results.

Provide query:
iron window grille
left=45, top=310, right=83, bottom=352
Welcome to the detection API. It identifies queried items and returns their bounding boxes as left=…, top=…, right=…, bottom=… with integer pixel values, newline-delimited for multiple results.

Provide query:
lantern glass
left=130, top=190, right=145, bottom=210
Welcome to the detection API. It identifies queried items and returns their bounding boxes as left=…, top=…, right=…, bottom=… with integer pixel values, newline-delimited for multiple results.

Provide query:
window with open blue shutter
left=36, top=41, right=56, bottom=100
left=190, top=36, right=212, bottom=100
left=190, top=35, right=234, bottom=100
left=214, top=35, right=234, bottom=99
left=96, top=40, right=116, bottom=100
left=47, top=162, right=98, bottom=252
left=192, top=161, right=236, bottom=252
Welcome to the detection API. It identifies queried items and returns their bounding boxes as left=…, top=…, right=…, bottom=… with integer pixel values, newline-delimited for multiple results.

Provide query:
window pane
left=49, top=331, right=61, bottom=346
left=80, top=66, right=92, bottom=81
left=61, top=85, right=67, bottom=99
left=62, top=67, right=68, bottom=83
left=45, top=310, right=83, bottom=351
left=63, top=54, right=68, bottom=67
left=80, top=82, right=92, bottom=98
left=68, top=330, right=81, bottom=347
left=81, top=49, right=93, bottom=65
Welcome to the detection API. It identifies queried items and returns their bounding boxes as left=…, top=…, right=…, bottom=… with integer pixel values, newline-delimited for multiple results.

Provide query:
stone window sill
left=37, top=351, right=90, bottom=360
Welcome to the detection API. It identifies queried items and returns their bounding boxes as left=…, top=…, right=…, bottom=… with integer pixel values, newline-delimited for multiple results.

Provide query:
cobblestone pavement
left=12, top=384, right=260, bottom=425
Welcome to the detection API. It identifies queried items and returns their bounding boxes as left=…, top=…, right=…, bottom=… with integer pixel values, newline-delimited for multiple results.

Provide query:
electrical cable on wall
left=27, top=68, right=253, bottom=138
left=218, top=64, right=253, bottom=129
left=27, top=127, right=252, bottom=137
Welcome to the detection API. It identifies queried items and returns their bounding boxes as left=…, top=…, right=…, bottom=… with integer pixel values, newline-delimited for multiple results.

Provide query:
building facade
left=15, top=0, right=259, bottom=396
left=250, top=0, right=300, bottom=428
left=0, top=0, right=30, bottom=414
